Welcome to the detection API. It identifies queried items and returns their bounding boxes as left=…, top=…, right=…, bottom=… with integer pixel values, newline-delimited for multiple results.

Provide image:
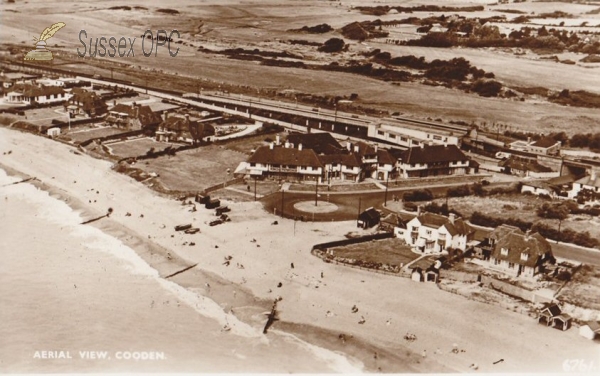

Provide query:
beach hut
left=579, top=321, right=600, bottom=340
left=411, top=267, right=424, bottom=282
left=552, top=314, right=572, bottom=331
left=538, top=304, right=561, bottom=326
left=357, top=207, right=381, bottom=229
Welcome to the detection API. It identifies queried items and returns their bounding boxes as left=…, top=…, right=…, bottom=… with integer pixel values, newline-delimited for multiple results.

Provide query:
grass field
left=439, top=194, right=600, bottom=243
left=108, top=137, right=175, bottom=159
left=330, top=238, right=419, bottom=268
left=560, top=264, right=600, bottom=311
left=64, top=126, right=128, bottom=144
left=132, top=145, right=248, bottom=192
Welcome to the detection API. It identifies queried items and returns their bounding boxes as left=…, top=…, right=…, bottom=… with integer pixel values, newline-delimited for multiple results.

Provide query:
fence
left=201, top=177, right=245, bottom=195
left=312, top=232, right=394, bottom=251
left=480, top=275, right=554, bottom=304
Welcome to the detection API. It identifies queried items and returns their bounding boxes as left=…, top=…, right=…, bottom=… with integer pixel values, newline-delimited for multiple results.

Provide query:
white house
left=394, top=211, right=474, bottom=254
left=396, top=144, right=477, bottom=178
left=368, top=121, right=462, bottom=149
left=3, top=84, right=70, bottom=105
left=488, top=228, right=554, bottom=278
left=570, top=170, right=600, bottom=199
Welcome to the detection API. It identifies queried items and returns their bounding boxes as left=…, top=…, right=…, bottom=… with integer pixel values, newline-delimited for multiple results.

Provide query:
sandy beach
left=1, top=126, right=599, bottom=373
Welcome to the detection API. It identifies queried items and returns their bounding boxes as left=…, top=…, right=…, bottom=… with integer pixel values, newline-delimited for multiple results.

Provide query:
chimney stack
left=374, top=144, right=378, bottom=153
left=448, top=213, right=455, bottom=224
left=417, top=205, right=422, bottom=216
left=285, top=141, right=290, bottom=148
left=354, top=145, right=359, bottom=153
left=113, top=100, right=116, bottom=106
left=527, top=136, right=531, bottom=145
left=420, top=143, right=424, bottom=149
left=276, top=135, right=280, bottom=145
left=298, top=143, right=303, bottom=151
left=347, top=141, right=352, bottom=152
left=269, top=142, right=274, bottom=150
left=524, top=229, right=531, bottom=240
left=184, top=114, right=190, bottom=123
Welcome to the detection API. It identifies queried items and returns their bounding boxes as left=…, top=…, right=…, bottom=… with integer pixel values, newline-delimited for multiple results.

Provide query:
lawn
left=108, top=137, right=174, bottom=159
left=559, top=264, right=600, bottom=311
left=132, top=145, right=248, bottom=192
left=63, top=125, right=128, bottom=144
left=220, top=132, right=286, bottom=154
left=330, top=238, right=419, bottom=268
left=439, top=194, right=600, bottom=244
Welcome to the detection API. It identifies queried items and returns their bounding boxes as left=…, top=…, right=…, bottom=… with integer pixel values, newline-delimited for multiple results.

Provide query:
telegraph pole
left=384, top=172, right=390, bottom=206
left=315, top=178, right=318, bottom=206
left=254, top=177, right=257, bottom=201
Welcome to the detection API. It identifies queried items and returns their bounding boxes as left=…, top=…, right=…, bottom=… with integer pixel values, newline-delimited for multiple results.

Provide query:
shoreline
left=3, top=126, right=598, bottom=374
left=0, top=162, right=394, bottom=373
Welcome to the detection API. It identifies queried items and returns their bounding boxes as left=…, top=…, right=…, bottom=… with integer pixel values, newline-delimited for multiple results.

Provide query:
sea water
left=0, top=169, right=362, bottom=373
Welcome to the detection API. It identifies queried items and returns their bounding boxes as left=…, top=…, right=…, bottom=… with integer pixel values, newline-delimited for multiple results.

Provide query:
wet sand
left=1, top=126, right=599, bottom=373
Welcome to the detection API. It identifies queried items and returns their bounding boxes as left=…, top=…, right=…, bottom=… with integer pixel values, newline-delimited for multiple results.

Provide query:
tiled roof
left=575, top=174, right=600, bottom=188
left=353, top=141, right=377, bottom=158
left=540, top=304, right=561, bottom=317
left=159, top=116, right=215, bottom=138
left=68, top=90, right=107, bottom=113
left=532, top=137, right=559, bottom=148
left=398, top=144, right=469, bottom=164
left=318, top=153, right=361, bottom=168
left=377, top=149, right=396, bottom=165
left=109, top=103, right=162, bottom=127
left=248, top=146, right=323, bottom=168
left=359, top=208, right=381, bottom=222
left=499, top=157, right=553, bottom=173
left=491, top=230, right=552, bottom=268
left=417, top=212, right=473, bottom=237
left=286, top=133, right=343, bottom=155
left=6, top=83, right=65, bottom=98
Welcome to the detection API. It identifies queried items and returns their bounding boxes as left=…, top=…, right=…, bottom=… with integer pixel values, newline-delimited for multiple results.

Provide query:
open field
left=3, top=0, right=600, bottom=136
left=329, top=238, right=419, bottom=268
left=62, top=125, right=127, bottom=144
left=560, top=264, right=600, bottom=311
left=131, top=145, right=247, bottom=192
left=107, top=137, right=175, bottom=159
left=438, top=194, right=600, bottom=243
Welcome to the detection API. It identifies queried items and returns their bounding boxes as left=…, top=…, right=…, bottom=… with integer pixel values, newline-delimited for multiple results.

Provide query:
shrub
left=319, top=38, right=346, bottom=53
left=403, top=189, right=434, bottom=202
left=446, top=185, right=471, bottom=197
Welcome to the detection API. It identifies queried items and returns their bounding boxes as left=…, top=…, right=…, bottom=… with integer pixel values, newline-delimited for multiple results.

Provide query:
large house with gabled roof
left=394, top=210, right=475, bottom=253
left=105, top=102, right=162, bottom=132
left=239, top=142, right=324, bottom=181
left=487, top=227, right=554, bottom=278
left=396, top=144, right=477, bottom=178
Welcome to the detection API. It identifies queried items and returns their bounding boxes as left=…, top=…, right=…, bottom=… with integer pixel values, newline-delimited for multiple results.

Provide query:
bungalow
left=394, top=210, right=474, bottom=254
left=570, top=170, right=600, bottom=200
left=509, top=137, right=561, bottom=156
left=155, top=114, right=215, bottom=144
left=105, top=102, right=162, bottom=132
left=0, top=72, right=38, bottom=89
left=64, top=88, right=107, bottom=118
left=3, top=83, right=70, bottom=105
left=499, top=155, right=554, bottom=177
left=238, top=142, right=324, bottom=181
left=579, top=321, right=600, bottom=340
left=396, top=144, right=477, bottom=178
left=489, top=229, right=554, bottom=278
left=521, top=175, right=577, bottom=198
left=357, top=207, right=380, bottom=229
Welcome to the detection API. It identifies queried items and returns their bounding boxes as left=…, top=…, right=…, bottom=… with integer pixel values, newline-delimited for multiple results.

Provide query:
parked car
left=209, top=219, right=223, bottom=226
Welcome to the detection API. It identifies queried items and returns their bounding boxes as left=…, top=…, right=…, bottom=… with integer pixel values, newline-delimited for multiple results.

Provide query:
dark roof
left=109, top=103, right=162, bottom=127
left=398, top=144, right=469, bottom=165
left=499, top=157, right=553, bottom=173
left=353, top=141, right=377, bottom=158
left=541, top=304, right=562, bottom=317
left=68, top=90, right=107, bottom=113
left=532, top=137, right=559, bottom=148
left=286, top=132, right=343, bottom=155
left=318, top=153, right=361, bottom=168
left=248, top=145, right=323, bottom=168
left=416, top=212, right=473, bottom=237
left=6, top=83, right=65, bottom=98
left=359, top=207, right=381, bottom=222
left=160, top=116, right=215, bottom=139
left=377, top=149, right=396, bottom=165
left=491, top=230, right=552, bottom=268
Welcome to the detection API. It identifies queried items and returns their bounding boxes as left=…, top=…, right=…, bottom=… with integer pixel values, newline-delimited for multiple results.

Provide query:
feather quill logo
left=24, top=22, right=66, bottom=61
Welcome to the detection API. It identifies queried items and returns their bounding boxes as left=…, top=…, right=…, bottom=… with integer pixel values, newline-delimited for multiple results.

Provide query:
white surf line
left=271, top=329, right=364, bottom=373
left=1, top=173, right=263, bottom=340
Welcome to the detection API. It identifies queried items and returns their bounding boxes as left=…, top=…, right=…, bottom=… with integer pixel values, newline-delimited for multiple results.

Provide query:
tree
left=319, top=38, right=346, bottom=53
